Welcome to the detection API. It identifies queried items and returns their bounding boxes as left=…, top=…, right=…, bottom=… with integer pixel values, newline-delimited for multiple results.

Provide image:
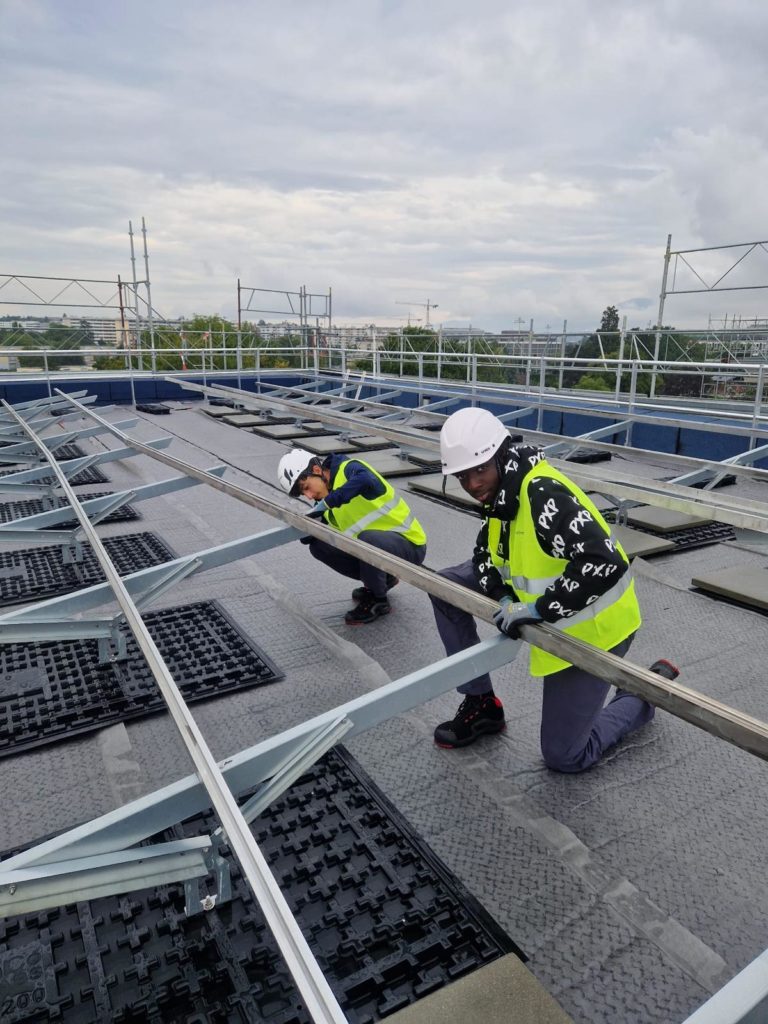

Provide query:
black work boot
left=344, top=593, right=391, bottom=625
left=352, top=575, right=399, bottom=603
left=434, top=693, right=506, bottom=748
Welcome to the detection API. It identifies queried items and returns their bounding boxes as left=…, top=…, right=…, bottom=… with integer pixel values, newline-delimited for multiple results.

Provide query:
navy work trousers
left=308, top=530, right=426, bottom=598
left=429, top=559, right=652, bottom=773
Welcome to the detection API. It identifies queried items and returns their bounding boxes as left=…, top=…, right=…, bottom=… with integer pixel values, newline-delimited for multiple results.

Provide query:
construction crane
left=395, top=298, right=439, bottom=327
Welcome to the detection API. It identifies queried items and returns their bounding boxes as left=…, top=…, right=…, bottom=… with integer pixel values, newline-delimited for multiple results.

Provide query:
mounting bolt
left=200, top=894, right=217, bottom=911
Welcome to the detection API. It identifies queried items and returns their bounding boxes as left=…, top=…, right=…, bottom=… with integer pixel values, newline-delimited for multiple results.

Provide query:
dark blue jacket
left=321, top=454, right=386, bottom=509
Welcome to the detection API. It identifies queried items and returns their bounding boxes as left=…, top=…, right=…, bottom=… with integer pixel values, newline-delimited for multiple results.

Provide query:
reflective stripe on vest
left=498, top=532, right=624, bottom=593
left=340, top=494, right=401, bottom=535
left=546, top=572, right=632, bottom=629
left=324, top=459, right=427, bottom=547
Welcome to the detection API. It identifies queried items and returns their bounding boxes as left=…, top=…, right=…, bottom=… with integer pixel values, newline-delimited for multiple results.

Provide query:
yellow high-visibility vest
left=323, top=459, right=427, bottom=547
left=487, top=461, right=641, bottom=675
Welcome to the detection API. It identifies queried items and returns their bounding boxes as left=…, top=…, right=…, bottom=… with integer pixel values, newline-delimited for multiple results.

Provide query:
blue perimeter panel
left=0, top=373, right=765, bottom=468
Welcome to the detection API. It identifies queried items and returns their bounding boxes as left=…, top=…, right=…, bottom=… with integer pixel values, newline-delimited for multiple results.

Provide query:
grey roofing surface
left=2, top=400, right=768, bottom=1024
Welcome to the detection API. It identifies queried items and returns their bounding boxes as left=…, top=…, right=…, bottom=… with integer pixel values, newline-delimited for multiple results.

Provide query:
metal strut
left=50, top=387, right=768, bottom=765
left=0, top=400, right=349, bottom=1024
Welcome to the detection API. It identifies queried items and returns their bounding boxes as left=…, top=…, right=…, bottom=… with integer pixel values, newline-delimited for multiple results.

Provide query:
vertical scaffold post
left=558, top=319, right=567, bottom=391
left=652, top=233, right=672, bottom=399
left=616, top=315, right=627, bottom=401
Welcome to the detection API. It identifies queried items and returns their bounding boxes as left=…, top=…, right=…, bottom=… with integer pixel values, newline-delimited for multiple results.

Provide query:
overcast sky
left=2, top=0, right=768, bottom=333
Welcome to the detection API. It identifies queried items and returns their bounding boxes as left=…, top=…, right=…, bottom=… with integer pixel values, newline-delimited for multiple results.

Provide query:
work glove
left=304, top=498, right=328, bottom=520
left=493, top=597, right=542, bottom=639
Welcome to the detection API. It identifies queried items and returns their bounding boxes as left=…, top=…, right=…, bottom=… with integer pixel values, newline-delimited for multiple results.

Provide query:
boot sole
left=345, top=606, right=391, bottom=626
left=434, top=721, right=506, bottom=749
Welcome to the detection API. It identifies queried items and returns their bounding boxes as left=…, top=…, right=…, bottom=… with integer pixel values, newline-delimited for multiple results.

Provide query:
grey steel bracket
left=237, top=715, right=354, bottom=827
left=613, top=498, right=633, bottom=525
left=544, top=419, right=631, bottom=459
left=0, top=837, right=213, bottom=918
left=0, top=417, right=139, bottom=465
left=97, top=620, right=128, bottom=663
left=0, top=465, right=227, bottom=534
left=1, top=635, right=525, bottom=875
left=61, top=538, right=86, bottom=567
left=498, top=406, right=535, bottom=424
left=0, top=391, right=91, bottom=425
left=670, top=440, right=768, bottom=490
left=1, top=397, right=349, bottom=1022
left=0, top=438, right=173, bottom=495
left=132, top=556, right=204, bottom=611
left=184, top=837, right=233, bottom=916
left=0, top=526, right=298, bottom=631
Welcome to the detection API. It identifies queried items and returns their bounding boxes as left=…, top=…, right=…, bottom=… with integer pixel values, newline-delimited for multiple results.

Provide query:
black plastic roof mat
left=0, top=600, right=283, bottom=757
left=0, top=532, right=174, bottom=606
left=0, top=746, right=522, bottom=1023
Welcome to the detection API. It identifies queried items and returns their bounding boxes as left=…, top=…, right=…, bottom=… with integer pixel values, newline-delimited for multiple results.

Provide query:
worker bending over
left=430, top=407, right=671, bottom=772
left=278, top=448, right=427, bottom=625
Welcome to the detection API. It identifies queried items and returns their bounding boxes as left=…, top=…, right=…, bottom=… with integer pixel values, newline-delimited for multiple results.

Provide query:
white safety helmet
left=277, top=448, right=315, bottom=495
left=440, top=407, right=510, bottom=475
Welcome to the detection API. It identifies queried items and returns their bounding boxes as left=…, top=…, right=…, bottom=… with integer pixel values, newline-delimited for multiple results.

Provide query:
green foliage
left=624, top=371, right=660, bottom=395
left=562, top=308, right=705, bottom=396
left=600, top=306, right=620, bottom=333
left=93, top=355, right=129, bottom=371
left=137, top=316, right=303, bottom=371
left=362, top=327, right=514, bottom=384
left=574, top=373, right=611, bottom=392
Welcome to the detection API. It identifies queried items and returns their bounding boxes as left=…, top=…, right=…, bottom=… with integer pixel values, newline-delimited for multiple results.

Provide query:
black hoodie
left=472, top=442, right=629, bottom=623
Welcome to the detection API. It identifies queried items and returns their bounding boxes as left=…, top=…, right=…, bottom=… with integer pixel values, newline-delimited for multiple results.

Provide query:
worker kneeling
left=431, top=407, right=658, bottom=772
left=278, top=448, right=427, bottom=625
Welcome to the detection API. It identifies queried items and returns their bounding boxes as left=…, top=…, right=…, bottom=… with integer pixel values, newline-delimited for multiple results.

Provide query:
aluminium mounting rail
left=0, top=633, right=518, bottom=905
left=179, top=378, right=768, bottom=534
left=516, top=425, right=768, bottom=487
left=0, top=416, right=140, bottom=465
left=3, top=391, right=767, bottom=1023
left=256, top=378, right=435, bottom=422
left=0, top=390, right=92, bottom=422
left=0, top=404, right=110, bottom=440
left=261, top=374, right=768, bottom=488
left=0, top=403, right=349, bottom=1024
left=0, top=438, right=173, bottom=496
left=227, top=375, right=768, bottom=486
left=50, top=387, right=768, bottom=764
left=0, top=466, right=227, bottom=547
left=320, top=368, right=768, bottom=441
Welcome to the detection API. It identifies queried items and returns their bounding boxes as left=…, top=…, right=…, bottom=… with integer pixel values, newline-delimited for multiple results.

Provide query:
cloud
left=2, top=0, right=768, bottom=331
